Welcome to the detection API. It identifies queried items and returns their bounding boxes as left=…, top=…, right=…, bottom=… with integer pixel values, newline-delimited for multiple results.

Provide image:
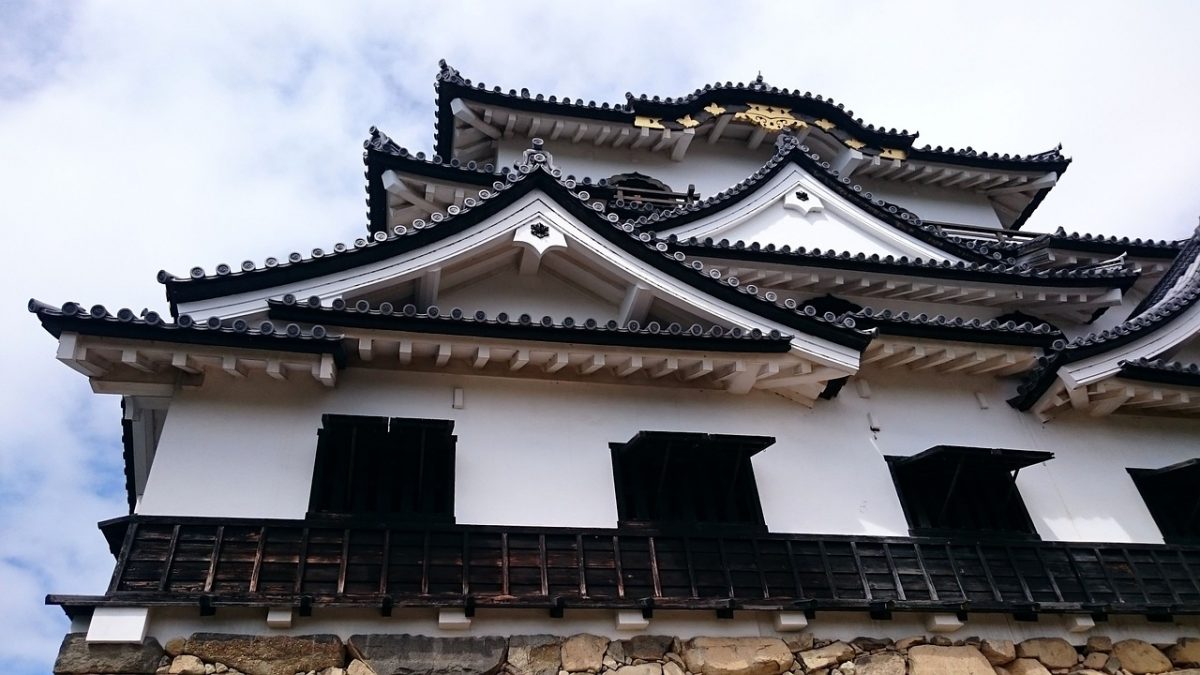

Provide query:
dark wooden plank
left=538, top=534, right=549, bottom=597
left=337, top=529, right=351, bottom=596
left=849, top=542, right=872, bottom=601
left=203, top=526, right=224, bottom=594
left=249, top=527, right=267, bottom=594
left=577, top=534, right=587, bottom=597
left=882, top=543, right=906, bottom=602
left=501, top=533, right=510, bottom=596
left=157, top=525, right=181, bottom=592
left=613, top=536, right=625, bottom=599
left=648, top=537, right=662, bottom=598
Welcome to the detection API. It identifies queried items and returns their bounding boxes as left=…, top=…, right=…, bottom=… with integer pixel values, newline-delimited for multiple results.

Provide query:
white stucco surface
left=857, top=178, right=1003, bottom=229
left=438, top=265, right=619, bottom=321
left=139, top=364, right=1199, bottom=544
left=497, top=137, right=775, bottom=199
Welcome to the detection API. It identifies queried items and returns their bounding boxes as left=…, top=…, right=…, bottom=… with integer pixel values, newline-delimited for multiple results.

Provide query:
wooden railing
left=52, top=515, right=1200, bottom=617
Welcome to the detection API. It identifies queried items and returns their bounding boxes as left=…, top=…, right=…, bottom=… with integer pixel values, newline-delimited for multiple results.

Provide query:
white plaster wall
left=857, top=178, right=1002, bottom=229
left=698, top=201, right=916, bottom=259
left=140, top=364, right=1200, bottom=544
left=497, top=138, right=774, bottom=199
left=438, top=266, right=618, bottom=322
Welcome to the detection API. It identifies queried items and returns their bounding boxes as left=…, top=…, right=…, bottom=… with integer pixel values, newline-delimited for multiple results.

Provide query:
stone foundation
left=54, top=633, right=1200, bottom=675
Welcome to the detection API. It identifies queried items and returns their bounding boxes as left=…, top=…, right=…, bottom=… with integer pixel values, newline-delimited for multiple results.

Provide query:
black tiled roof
left=624, top=135, right=1003, bottom=264
left=268, top=297, right=793, bottom=353
left=161, top=141, right=871, bottom=350
left=1118, top=358, right=1200, bottom=388
left=434, top=62, right=1070, bottom=174
left=28, top=299, right=347, bottom=365
left=850, top=308, right=1064, bottom=348
left=672, top=237, right=1140, bottom=289
left=1008, top=227, right=1200, bottom=410
left=1003, top=227, right=1187, bottom=260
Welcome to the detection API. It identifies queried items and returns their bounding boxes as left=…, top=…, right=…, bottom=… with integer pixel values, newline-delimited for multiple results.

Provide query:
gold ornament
left=676, top=114, right=700, bottom=128
left=734, top=103, right=806, bottom=132
left=634, top=116, right=665, bottom=129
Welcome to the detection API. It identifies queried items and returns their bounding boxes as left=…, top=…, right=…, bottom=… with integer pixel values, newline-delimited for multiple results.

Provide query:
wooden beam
left=648, top=357, right=678, bottom=379
left=382, top=171, right=440, bottom=212
left=593, top=126, right=611, bottom=146
left=544, top=351, right=569, bottom=374
left=222, top=356, right=247, bottom=378
left=313, top=354, right=336, bottom=387
left=707, top=115, right=731, bottom=144
left=614, top=356, right=643, bottom=378
left=358, top=338, right=374, bottom=362
left=527, top=117, right=542, bottom=139
left=611, top=128, right=631, bottom=148
left=670, top=128, right=695, bottom=161
left=509, top=348, right=529, bottom=371
left=121, top=349, right=154, bottom=373
left=1089, top=386, right=1134, bottom=416
left=416, top=269, right=440, bottom=310
left=578, top=354, right=604, bottom=375
left=681, top=359, right=713, bottom=381
left=757, top=365, right=842, bottom=389
left=266, top=359, right=288, bottom=380
left=450, top=98, right=501, bottom=139
left=502, top=113, right=516, bottom=139
left=746, top=127, right=767, bottom=150
left=571, top=123, right=588, bottom=144
left=471, top=347, right=490, bottom=369
left=630, top=127, right=652, bottom=150
left=549, top=120, right=564, bottom=141
left=618, top=285, right=654, bottom=325
left=651, top=128, right=672, bottom=152
left=397, top=339, right=412, bottom=365
left=171, top=352, right=200, bottom=375
left=435, top=343, right=452, bottom=367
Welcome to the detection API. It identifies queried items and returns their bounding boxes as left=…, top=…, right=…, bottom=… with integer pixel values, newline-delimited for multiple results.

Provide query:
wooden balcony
left=48, top=515, right=1200, bottom=619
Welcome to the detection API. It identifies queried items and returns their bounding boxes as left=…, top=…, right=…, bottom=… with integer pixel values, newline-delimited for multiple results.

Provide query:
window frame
left=307, top=414, right=457, bottom=525
left=886, top=445, right=1051, bottom=541
left=609, top=431, right=772, bottom=534
left=1128, top=458, right=1200, bottom=545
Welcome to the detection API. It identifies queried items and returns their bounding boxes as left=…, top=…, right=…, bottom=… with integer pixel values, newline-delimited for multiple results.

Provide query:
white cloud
left=2, top=1, right=1199, bottom=672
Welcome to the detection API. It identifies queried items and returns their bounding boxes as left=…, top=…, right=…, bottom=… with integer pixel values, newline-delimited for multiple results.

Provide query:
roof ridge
left=667, top=237, right=1140, bottom=282
left=161, top=140, right=871, bottom=347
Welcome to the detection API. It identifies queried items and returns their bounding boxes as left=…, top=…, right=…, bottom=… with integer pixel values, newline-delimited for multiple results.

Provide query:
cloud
left=3, top=1, right=1200, bottom=672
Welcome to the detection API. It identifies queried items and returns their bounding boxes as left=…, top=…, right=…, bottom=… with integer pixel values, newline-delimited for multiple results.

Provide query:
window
left=610, top=431, right=771, bottom=532
left=308, top=414, right=456, bottom=522
left=1129, top=459, right=1200, bottom=544
left=886, top=446, right=1052, bottom=539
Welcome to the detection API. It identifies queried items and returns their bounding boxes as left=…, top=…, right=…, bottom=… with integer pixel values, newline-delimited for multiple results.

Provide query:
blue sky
left=3, top=2, right=1200, bottom=673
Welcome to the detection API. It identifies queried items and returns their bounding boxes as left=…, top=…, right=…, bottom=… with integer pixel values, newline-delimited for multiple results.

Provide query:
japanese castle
left=36, top=63, right=1200, bottom=675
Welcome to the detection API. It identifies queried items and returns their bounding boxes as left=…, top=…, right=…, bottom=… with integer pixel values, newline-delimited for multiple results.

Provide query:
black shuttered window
left=309, top=414, right=456, bottom=522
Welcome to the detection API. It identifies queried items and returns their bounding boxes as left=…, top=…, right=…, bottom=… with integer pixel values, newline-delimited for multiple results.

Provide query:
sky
left=2, top=1, right=1200, bottom=672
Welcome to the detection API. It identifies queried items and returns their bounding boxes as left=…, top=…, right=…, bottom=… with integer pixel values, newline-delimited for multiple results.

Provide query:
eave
left=265, top=299, right=856, bottom=405
left=1010, top=226, right=1200, bottom=414
left=29, top=300, right=345, bottom=393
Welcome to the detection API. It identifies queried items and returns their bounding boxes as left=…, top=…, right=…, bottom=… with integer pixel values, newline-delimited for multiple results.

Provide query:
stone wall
left=54, top=632, right=1200, bottom=675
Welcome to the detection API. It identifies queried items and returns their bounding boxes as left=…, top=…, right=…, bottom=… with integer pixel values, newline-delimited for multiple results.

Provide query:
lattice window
left=610, top=431, right=771, bottom=532
left=1129, top=459, right=1200, bottom=544
left=308, top=414, right=456, bottom=522
left=887, top=446, right=1051, bottom=539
